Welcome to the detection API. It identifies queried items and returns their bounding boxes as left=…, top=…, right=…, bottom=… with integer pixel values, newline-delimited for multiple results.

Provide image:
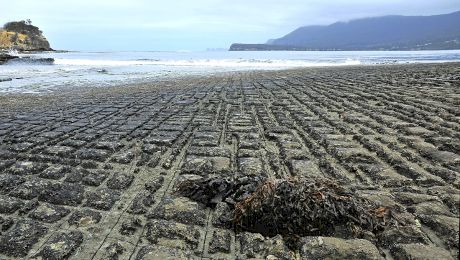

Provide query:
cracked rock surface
left=0, top=63, right=459, bottom=259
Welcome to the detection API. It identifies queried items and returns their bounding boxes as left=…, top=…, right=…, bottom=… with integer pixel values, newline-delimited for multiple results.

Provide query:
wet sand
left=0, top=63, right=459, bottom=259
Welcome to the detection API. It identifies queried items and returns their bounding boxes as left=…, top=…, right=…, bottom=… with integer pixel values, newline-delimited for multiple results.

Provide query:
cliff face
left=0, top=20, right=52, bottom=51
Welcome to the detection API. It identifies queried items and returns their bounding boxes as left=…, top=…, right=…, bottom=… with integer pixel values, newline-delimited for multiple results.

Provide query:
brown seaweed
left=233, top=177, right=395, bottom=237
left=177, top=175, right=400, bottom=250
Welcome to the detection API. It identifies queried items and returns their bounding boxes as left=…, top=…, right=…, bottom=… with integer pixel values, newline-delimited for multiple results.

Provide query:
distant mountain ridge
left=230, top=11, right=460, bottom=51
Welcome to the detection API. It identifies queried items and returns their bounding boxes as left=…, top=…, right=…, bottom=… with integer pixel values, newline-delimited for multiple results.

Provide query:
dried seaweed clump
left=234, top=177, right=395, bottom=238
left=177, top=176, right=399, bottom=245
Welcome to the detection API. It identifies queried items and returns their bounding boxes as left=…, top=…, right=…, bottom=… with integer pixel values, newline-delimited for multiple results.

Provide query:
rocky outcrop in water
left=0, top=53, right=54, bottom=66
left=0, top=20, right=52, bottom=51
left=0, top=53, right=18, bottom=64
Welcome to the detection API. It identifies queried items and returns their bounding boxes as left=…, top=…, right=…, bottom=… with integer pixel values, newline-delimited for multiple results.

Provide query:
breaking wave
left=53, top=58, right=362, bottom=68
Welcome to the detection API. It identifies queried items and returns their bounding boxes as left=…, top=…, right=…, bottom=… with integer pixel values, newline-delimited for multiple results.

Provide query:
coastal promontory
left=0, top=20, right=52, bottom=51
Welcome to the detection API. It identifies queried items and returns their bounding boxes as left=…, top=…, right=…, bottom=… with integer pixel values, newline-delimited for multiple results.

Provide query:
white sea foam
left=53, top=58, right=362, bottom=68
left=7, top=49, right=20, bottom=56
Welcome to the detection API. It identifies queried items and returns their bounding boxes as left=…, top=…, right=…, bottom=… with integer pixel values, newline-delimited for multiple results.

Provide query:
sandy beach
left=0, top=62, right=459, bottom=259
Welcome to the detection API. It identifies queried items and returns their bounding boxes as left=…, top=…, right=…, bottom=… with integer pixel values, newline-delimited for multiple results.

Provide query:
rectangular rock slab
left=135, top=245, right=193, bottom=260
left=148, top=196, right=207, bottom=226
left=0, top=219, right=48, bottom=257
left=390, top=243, right=454, bottom=260
left=290, top=159, right=322, bottom=177
left=181, top=156, right=231, bottom=175
left=238, top=157, right=265, bottom=177
left=37, top=230, right=83, bottom=259
left=145, top=219, right=202, bottom=251
left=300, top=237, right=383, bottom=260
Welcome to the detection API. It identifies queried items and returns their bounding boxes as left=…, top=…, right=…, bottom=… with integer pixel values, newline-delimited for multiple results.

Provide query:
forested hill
left=230, top=11, right=460, bottom=51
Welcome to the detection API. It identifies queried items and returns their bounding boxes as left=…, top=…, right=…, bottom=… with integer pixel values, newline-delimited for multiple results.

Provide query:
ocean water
left=0, top=50, right=459, bottom=94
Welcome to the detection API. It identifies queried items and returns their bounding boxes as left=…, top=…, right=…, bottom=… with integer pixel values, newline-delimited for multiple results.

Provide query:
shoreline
left=1, top=61, right=459, bottom=112
left=1, top=51, right=459, bottom=94
left=2, top=60, right=459, bottom=93
left=0, top=62, right=460, bottom=114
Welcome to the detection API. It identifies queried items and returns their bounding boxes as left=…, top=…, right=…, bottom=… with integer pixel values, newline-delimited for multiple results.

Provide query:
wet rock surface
left=0, top=54, right=18, bottom=65
left=37, top=230, right=84, bottom=259
left=0, top=219, right=47, bottom=257
left=68, top=208, right=102, bottom=227
left=300, top=236, right=383, bottom=260
left=0, top=63, right=459, bottom=258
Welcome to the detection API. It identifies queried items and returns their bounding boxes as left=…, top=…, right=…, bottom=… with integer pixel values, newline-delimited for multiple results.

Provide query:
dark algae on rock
left=175, top=173, right=265, bottom=207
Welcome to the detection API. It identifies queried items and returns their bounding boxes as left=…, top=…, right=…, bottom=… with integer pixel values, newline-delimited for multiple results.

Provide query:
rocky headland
left=0, top=20, right=52, bottom=52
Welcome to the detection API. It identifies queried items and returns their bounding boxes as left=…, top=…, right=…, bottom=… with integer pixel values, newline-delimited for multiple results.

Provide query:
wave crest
left=53, top=58, right=361, bottom=67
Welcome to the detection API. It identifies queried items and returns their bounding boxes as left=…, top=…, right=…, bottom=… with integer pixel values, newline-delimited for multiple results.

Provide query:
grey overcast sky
left=2, top=0, right=459, bottom=51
